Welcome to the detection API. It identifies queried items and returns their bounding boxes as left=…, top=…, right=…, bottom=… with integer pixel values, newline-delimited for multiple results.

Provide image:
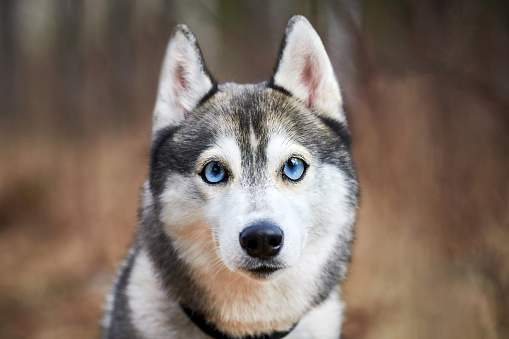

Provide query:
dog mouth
left=245, top=265, right=283, bottom=279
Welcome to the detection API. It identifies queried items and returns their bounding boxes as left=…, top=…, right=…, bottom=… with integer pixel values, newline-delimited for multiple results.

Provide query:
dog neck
left=180, top=304, right=298, bottom=339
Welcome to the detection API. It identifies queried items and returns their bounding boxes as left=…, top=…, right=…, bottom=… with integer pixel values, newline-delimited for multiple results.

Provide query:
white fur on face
left=152, top=25, right=214, bottom=134
left=273, top=16, right=345, bottom=124
left=211, top=132, right=315, bottom=271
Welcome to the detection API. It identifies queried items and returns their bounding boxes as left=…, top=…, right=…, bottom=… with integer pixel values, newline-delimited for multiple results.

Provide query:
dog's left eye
left=283, top=157, right=306, bottom=181
left=201, top=161, right=227, bottom=184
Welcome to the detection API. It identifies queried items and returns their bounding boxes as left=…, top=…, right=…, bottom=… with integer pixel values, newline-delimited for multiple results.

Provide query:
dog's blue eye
left=283, top=157, right=306, bottom=181
left=202, top=161, right=226, bottom=183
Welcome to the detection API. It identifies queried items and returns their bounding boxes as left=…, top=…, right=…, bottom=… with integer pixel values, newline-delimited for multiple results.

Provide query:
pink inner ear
left=301, top=55, right=319, bottom=108
left=173, top=63, right=189, bottom=116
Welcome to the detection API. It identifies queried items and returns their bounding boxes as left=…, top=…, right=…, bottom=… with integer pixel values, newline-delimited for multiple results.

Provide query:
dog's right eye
left=201, top=161, right=227, bottom=184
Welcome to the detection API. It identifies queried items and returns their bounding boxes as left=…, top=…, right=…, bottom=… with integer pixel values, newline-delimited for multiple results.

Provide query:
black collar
left=181, top=304, right=298, bottom=339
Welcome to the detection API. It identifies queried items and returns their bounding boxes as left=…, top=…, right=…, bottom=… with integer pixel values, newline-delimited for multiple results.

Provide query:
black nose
left=239, top=222, right=283, bottom=259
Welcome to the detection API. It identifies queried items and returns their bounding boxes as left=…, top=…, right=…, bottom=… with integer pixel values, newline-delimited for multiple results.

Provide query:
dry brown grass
left=0, top=125, right=149, bottom=339
left=342, top=74, right=509, bottom=339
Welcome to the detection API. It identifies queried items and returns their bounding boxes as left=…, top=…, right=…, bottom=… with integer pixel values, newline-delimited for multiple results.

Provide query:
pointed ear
left=271, top=16, right=345, bottom=123
left=152, top=25, right=216, bottom=134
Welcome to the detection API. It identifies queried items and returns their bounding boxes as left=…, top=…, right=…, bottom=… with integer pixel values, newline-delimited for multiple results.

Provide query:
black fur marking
left=198, top=82, right=219, bottom=107
left=317, top=115, right=352, bottom=150
left=149, top=126, right=180, bottom=195
left=267, top=82, right=292, bottom=97
left=149, top=110, right=216, bottom=197
left=268, top=16, right=299, bottom=88
left=103, top=245, right=141, bottom=339
left=181, top=304, right=298, bottom=339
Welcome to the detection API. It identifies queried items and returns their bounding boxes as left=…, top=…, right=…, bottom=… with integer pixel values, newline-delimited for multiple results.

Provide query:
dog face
left=148, top=17, right=357, bottom=282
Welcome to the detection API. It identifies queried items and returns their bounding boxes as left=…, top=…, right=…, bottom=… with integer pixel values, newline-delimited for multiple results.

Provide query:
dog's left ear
left=271, top=16, right=345, bottom=123
left=152, top=25, right=216, bottom=135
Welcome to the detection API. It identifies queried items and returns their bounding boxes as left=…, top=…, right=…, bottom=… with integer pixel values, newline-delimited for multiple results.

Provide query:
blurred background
left=1, top=0, right=508, bottom=338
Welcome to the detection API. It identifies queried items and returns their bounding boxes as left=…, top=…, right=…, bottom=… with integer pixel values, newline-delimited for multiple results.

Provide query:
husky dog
left=102, top=15, right=358, bottom=339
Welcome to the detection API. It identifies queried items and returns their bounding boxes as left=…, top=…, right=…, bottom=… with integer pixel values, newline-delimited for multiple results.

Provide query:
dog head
left=146, top=16, right=357, bottom=283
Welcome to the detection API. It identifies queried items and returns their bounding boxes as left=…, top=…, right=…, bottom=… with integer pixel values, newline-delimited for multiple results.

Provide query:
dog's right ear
left=152, top=25, right=216, bottom=135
